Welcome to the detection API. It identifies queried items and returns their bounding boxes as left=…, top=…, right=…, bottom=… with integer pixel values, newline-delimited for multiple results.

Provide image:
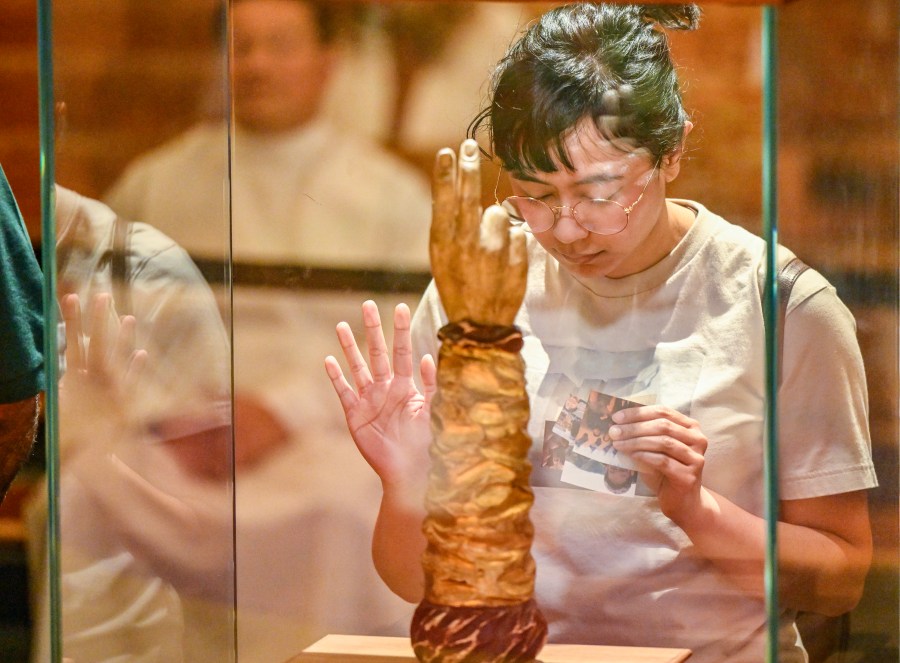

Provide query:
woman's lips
left=556, top=250, right=602, bottom=265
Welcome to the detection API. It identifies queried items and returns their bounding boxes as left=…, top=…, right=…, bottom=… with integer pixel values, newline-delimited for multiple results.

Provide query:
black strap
left=776, top=256, right=810, bottom=386
left=111, top=215, right=133, bottom=317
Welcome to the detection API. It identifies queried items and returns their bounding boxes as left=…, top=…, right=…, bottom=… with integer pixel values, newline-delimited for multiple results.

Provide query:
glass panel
left=150, top=3, right=453, bottom=659
left=778, top=1, right=899, bottom=661
left=216, top=2, right=774, bottom=661
left=35, top=1, right=236, bottom=661
left=23, top=1, right=895, bottom=662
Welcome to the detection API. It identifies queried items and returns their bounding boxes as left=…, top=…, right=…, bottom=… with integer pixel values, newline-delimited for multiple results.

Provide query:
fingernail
left=612, top=411, right=624, bottom=423
left=437, top=149, right=454, bottom=168
left=608, top=426, right=621, bottom=438
left=461, top=139, right=479, bottom=161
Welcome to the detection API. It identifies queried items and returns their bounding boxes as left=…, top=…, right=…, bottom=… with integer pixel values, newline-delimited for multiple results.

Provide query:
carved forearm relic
left=410, top=141, right=547, bottom=662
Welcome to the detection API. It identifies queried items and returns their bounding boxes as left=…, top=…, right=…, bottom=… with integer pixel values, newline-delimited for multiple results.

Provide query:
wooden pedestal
left=284, top=634, right=691, bottom=663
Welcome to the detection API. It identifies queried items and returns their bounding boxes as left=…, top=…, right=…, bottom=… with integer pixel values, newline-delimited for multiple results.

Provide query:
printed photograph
left=570, top=390, right=645, bottom=471
left=550, top=392, right=586, bottom=443
left=560, top=453, right=655, bottom=497
left=540, top=428, right=571, bottom=470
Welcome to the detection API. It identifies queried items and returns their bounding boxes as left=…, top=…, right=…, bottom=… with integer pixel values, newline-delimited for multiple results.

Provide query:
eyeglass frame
left=493, top=158, right=662, bottom=236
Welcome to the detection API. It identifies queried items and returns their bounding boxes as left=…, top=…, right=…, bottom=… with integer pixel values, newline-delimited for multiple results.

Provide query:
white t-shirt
left=411, top=200, right=877, bottom=662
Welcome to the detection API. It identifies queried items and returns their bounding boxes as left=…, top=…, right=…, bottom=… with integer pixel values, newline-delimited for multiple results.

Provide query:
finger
left=362, top=300, right=391, bottom=383
left=123, top=348, right=148, bottom=391
left=610, top=416, right=707, bottom=481
left=324, top=355, right=361, bottom=414
left=612, top=433, right=702, bottom=467
left=609, top=412, right=698, bottom=442
left=61, top=293, right=86, bottom=372
left=479, top=205, right=510, bottom=261
left=625, top=411, right=705, bottom=454
left=86, top=293, right=114, bottom=376
left=114, top=314, right=138, bottom=374
left=476, top=204, right=511, bottom=322
left=508, top=224, right=528, bottom=279
left=490, top=223, right=528, bottom=325
left=335, top=319, right=374, bottom=392
left=457, top=139, right=483, bottom=248
left=391, top=303, right=414, bottom=379
left=611, top=404, right=696, bottom=426
left=420, top=354, right=437, bottom=407
left=626, top=449, right=702, bottom=490
left=430, top=148, right=457, bottom=257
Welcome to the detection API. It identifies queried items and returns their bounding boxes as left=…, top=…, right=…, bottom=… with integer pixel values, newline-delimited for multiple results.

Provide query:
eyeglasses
left=494, top=160, right=660, bottom=236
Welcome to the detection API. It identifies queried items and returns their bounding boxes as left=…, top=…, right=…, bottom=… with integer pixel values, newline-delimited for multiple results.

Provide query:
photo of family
left=542, top=389, right=655, bottom=497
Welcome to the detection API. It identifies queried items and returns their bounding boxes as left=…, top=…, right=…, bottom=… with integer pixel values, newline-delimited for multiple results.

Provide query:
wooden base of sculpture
left=411, top=598, right=547, bottom=663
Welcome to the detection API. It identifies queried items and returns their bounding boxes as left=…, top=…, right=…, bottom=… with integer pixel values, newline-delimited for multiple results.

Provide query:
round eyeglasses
left=495, top=160, right=660, bottom=236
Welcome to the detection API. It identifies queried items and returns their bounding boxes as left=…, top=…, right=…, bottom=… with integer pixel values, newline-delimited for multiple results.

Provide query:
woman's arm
left=372, top=484, right=427, bottom=603
left=678, top=483, right=871, bottom=615
left=609, top=405, right=872, bottom=615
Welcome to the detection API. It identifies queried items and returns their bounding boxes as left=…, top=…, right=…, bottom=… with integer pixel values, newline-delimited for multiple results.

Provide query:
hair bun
left=639, top=4, right=702, bottom=31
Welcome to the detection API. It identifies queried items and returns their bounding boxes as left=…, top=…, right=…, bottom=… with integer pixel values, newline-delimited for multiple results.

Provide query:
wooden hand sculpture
left=429, top=139, right=527, bottom=325
left=410, top=139, right=547, bottom=662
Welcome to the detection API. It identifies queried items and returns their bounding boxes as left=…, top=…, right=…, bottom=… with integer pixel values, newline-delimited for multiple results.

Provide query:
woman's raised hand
left=324, top=300, right=436, bottom=489
left=58, top=292, right=148, bottom=461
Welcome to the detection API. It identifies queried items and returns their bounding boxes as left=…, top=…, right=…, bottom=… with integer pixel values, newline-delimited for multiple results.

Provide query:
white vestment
left=104, top=120, right=430, bottom=661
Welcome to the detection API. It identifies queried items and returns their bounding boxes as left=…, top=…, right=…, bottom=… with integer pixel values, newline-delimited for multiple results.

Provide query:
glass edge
left=36, top=0, right=61, bottom=660
left=761, top=5, right=780, bottom=663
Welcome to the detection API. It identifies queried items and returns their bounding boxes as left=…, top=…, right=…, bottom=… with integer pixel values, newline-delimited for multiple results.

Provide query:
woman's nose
left=552, top=206, right=589, bottom=243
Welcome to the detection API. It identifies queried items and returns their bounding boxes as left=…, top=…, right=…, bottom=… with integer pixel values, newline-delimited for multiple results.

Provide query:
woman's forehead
left=510, top=120, right=649, bottom=180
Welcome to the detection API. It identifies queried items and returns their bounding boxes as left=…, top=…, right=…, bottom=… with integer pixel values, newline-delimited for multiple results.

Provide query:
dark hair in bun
left=471, top=3, right=701, bottom=172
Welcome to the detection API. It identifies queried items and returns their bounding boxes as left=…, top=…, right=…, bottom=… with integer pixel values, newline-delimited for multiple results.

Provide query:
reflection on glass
left=29, top=186, right=233, bottom=662
left=102, top=1, right=438, bottom=660
left=778, top=1, right=899, bottom=661
left=30, top=0, right=237, bottom=661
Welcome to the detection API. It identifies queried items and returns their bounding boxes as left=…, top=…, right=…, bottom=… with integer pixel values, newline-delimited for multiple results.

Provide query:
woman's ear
left=661, top=121, right=693, bottom=183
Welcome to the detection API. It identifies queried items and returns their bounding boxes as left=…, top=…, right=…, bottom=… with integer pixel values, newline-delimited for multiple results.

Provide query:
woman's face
left=605, top=465, right=635, bottom=489
left=507, top=120, right=684, bottom=279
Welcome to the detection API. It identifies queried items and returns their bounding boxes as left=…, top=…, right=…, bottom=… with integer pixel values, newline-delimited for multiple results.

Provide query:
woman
left=325, top=4, right=876, bottom=661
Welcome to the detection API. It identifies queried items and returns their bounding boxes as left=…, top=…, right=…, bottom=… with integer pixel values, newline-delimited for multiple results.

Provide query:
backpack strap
left=776, top=256, right=810, bottom=386
left=110, top=215, right=133, bottom=317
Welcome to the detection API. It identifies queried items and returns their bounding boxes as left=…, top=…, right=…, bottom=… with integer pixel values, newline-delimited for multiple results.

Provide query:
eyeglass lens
left=502, top=198, right=628, bottom=235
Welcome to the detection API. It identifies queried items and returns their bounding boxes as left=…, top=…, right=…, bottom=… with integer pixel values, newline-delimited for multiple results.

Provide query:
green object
left=0, top=164, right=45, bottom=402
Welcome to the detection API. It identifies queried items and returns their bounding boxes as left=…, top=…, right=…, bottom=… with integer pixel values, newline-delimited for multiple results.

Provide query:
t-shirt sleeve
left=125, top=225, right=231, bottom=432
left=778, top=270, right=877, bottom=499
left=0, top=165, right=45, bottom=402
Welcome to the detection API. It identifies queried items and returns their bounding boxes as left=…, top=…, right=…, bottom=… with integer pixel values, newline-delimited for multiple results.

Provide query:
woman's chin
left=556, top=252, right=617, bottom=279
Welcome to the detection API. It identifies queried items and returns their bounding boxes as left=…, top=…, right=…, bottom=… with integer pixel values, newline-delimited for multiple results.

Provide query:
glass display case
left=1, top=0, right=893, bottom=661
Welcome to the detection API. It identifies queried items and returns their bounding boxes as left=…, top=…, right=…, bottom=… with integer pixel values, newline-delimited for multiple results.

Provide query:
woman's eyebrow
left=509, top=171, right=624, bottom=186
left=509, top=171, right=549, bottom=184
left=575, top=172, right=623, bottom=186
